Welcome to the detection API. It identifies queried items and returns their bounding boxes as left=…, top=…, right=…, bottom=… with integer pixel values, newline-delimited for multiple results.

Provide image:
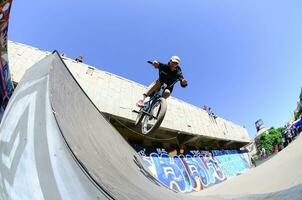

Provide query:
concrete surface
left=0, top=52, right=301, bottom=200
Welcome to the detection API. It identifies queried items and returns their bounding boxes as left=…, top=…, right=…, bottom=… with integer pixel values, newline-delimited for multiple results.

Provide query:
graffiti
left=133, top=155, right=161, bottom=187
left=0, top=0, right=13, bottom=111
left=212, top=150, right=250, bottom=178
left=135, top=147, right=250, bottom=193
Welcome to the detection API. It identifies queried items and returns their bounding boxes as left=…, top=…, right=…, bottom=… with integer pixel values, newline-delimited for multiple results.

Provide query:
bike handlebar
left=147, top=60, right=187, bottom=88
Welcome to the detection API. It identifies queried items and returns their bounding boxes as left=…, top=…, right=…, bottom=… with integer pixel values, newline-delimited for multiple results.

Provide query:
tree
left=259, top=127, right=283, bottom=154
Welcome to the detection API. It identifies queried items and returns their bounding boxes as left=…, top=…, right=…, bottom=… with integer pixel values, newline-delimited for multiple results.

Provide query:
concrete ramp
left=0, top=53, right=111, bottom=200
left=0, top=52, right=302, bottom=199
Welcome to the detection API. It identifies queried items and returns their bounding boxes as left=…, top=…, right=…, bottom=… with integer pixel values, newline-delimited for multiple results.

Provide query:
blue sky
left=8, top=0, right=302, bottom=139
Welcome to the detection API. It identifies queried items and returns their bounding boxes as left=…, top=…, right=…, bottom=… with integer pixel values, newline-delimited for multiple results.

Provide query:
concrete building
left=7, top=41, right=250, bottom=149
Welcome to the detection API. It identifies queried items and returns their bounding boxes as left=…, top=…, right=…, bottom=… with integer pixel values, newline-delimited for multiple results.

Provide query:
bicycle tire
left=141, top=97, right=167, bottom=135
left=134, top=107, right=145, bottom=126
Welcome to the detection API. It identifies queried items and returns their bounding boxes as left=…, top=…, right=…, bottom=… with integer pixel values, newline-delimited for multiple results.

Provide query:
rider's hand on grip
left=148, top=60, right=159, bottom=68
left=180, top=79, right=188, bottom=87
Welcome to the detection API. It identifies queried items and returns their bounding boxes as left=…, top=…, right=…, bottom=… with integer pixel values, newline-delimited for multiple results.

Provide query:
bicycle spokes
left=141, top=101, right=161, bottom=134
left=152, top=101, right=161, bottom=119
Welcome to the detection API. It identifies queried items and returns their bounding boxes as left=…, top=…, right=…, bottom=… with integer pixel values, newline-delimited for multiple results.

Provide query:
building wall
left=8, top=41, right=250, bottom=143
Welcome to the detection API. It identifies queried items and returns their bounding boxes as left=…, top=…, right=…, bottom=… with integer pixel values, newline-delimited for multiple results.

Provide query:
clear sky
left=8, top=0, right=302, bottom=139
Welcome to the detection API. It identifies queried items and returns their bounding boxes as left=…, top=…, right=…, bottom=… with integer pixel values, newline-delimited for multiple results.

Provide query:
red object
left=274, top=145, right=279, bottom=153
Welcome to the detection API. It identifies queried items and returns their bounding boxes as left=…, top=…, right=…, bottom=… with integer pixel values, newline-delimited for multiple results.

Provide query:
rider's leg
left=146, top=80, right=161, bottom=96
left=163, top=89, right=171, bottom=99
left=137, top=80, right=161, bottom=107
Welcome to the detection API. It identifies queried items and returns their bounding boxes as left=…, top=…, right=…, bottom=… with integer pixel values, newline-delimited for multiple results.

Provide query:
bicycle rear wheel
left=141, top=97, right=167, bottom=135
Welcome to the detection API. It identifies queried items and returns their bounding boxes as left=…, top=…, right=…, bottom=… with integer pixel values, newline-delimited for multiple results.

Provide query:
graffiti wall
left=0, top=0, right=13, bottom=111
left=134, top=145, right=251, bottom=193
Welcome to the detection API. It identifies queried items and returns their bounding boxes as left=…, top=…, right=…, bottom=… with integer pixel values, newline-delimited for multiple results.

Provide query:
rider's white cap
left=170, top=56, right=180, bottom=64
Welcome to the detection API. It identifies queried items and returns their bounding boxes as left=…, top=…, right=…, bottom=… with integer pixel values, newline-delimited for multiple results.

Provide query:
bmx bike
left=133, top=61, right=184, bottom=135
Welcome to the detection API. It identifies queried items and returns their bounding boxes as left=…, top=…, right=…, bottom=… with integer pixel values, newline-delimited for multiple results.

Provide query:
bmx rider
left=137, top=56, right=188, bottom=107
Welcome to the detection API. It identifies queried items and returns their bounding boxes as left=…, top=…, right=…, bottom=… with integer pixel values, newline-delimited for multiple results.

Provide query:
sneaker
left=136, top=99, right=145, bottom=107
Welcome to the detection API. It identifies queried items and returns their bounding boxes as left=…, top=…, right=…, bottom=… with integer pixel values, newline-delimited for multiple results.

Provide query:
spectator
left=251, top=157, right=256, bottom=167
left=203, top=105, right=209, bottom=112
left=298, top=126, right=302, bottom=135
left=203, top=105, right=217, bottom=120
left=274, top=145, right=279, bottom=153
left=261, top=147, right=266, bottom=158
left=75, top=55, right=83, bottom=63
left=178, top=144, right=186, bottom=155
left=61, top=52, right=67, bottom=57
left=286, top=129, right=292, bottom=144
left=208, top=107, right=217, bottom=119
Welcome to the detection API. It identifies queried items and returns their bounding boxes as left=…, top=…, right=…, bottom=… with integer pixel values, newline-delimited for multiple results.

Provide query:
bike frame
left=143, top=84, right=166, bottom=116
left=137, top=61, right=185, bottom=119
left=142, top=80, right=178, bottom=119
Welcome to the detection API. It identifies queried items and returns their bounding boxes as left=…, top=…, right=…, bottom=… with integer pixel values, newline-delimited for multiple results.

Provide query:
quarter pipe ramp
left=0, top=52, right=301, bottom=200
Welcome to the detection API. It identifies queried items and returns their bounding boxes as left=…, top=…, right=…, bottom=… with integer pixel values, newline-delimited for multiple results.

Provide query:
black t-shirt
left=158, top=62, right=184, bottom=91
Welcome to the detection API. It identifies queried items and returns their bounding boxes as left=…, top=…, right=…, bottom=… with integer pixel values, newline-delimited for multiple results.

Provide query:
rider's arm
left=180, top=79, right=188, bottom=87
left=152, top=61, right=160, bottom=68
left=177, top=72, right=188, bottom=87
left=152, top=61, right=167, bottom=70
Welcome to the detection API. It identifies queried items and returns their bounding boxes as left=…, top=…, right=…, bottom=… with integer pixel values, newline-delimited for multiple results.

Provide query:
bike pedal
left=132, top=110, right=140, bottom=114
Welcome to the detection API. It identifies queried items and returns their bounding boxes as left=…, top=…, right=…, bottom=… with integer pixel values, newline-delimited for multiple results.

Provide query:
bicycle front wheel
left=134, top=107, right=145, bottom=126
left=141, top=97, right=167, bottom=135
